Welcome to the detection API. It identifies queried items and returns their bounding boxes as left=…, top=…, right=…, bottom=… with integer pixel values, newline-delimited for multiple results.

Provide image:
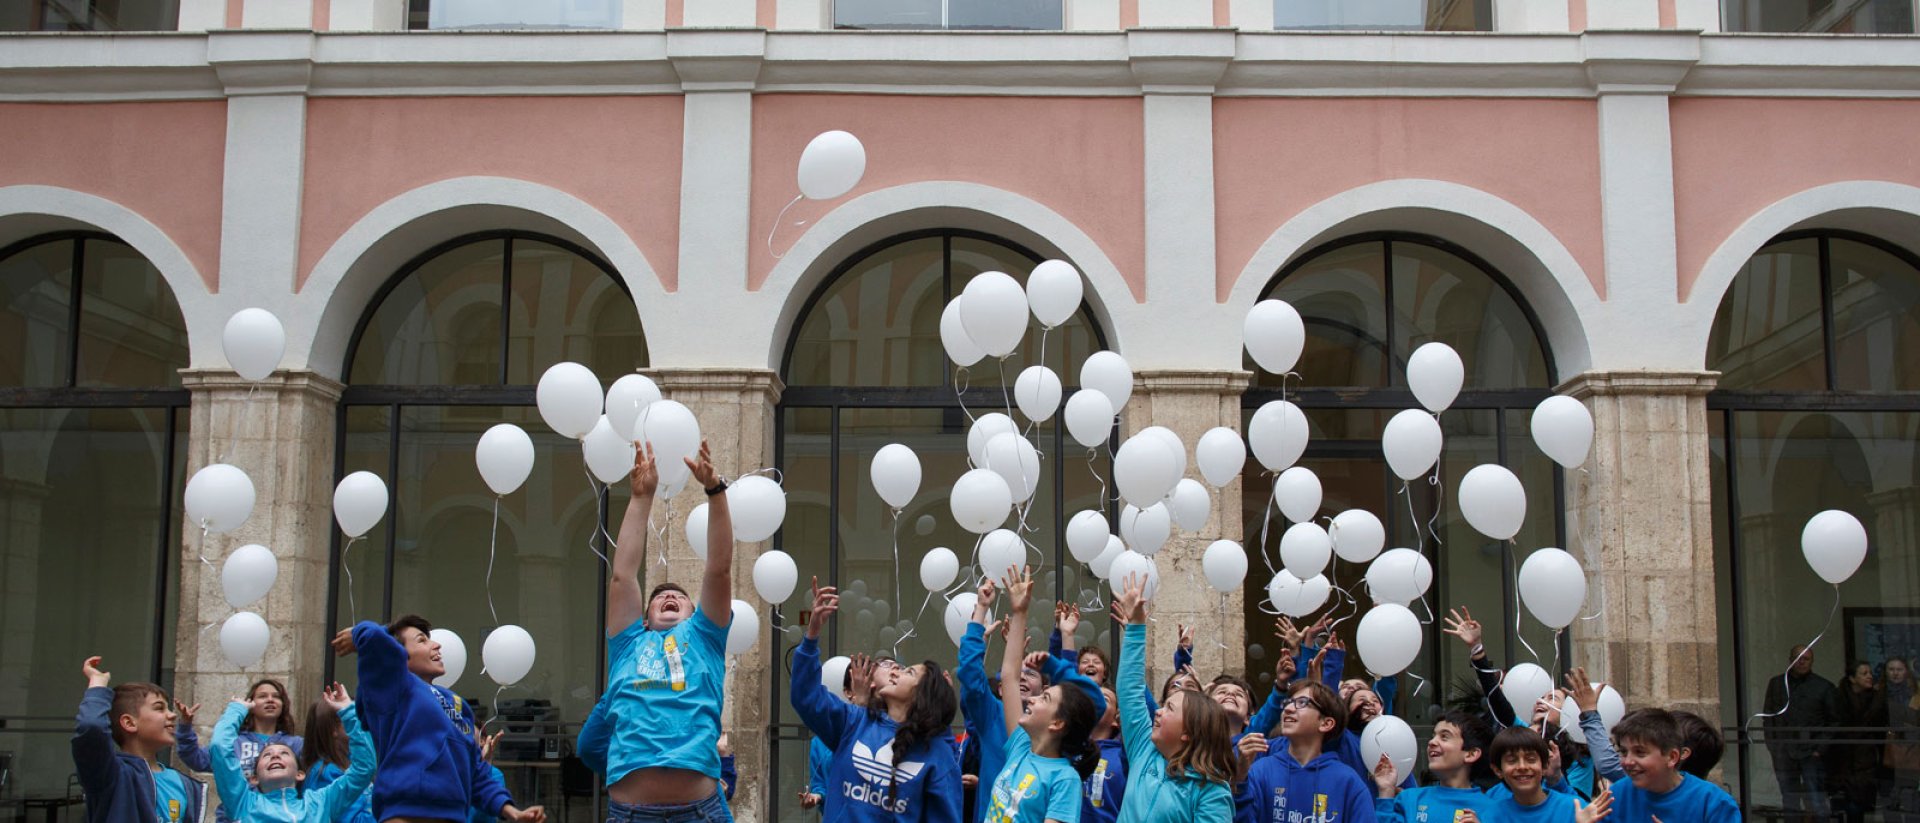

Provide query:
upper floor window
left=1, top=0, right=178, bottom=31
left=413, top=0, right=621, bottom=29
left=835, top=0, right=1064, bottom=30
left=1722, top=0, right=1915, bottom=32
left=1274, top=0, right=1492, bottom=31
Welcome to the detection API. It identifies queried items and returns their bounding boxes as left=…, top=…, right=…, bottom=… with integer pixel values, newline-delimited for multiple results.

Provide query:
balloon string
left=342, top=534, right=361, bottom=623
left=1550, top=628, right=1563, bottom=677
left=583, top=465, right=612, bottom=568
left=894, top=589, right=935, bottom=659
left=996, top=356, right=1014, bottom=423
left=481, top=684, right=509, bottom=737
left=486, top=496, right=501, bottom=626
left=954, top=366, right=977, bottom=431
left=1214, top=593, right=1231, bottom=651
left=1086, top=449, right=1109, bottom=517
left=657, top=497, right=677, bottom=570
left=890, top=508, right=904, bottom=651
left=1745, top=584, right=1842, bottom=735
left=1425, top=469, right=1445, bottom=548
left=765, top=193, right=807, bottom=260
left=1257, top=473, right=1281, bottom=577
left=1512, top=540, right=1540, bottom=663
left=197, top=523, right=215, bottom=570
left=1400, top=481, right=1423, bottom=554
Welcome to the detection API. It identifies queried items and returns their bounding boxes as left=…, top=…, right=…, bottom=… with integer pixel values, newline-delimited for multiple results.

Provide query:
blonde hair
left=1163, top=688, right=1237, bottom=785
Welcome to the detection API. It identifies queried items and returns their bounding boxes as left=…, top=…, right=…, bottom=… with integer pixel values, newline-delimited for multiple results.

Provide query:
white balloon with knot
left=1381, top=410, right=1442, bottom=481
left=1499, top=663, right=1556, bottom=718
left=1114, top=434, right=1179, bottom=509
left=583, top=415, right=636, bottom=484
left=1196, top=427, right=1246, bottom=488
left=1273, top=466, right=1321, bottom=523
left=1249, top=400, right=1308, bottom=473
left=753, top=550, right=799, bottom=603
left=333, top=471, right=388, bottom=539
left=1803, top=509, right=1868, bottom=585
left=685, top=503, right=715, bottom=560
left=1517, top=548, right=1586, bottom=629
left=1356, top=604, right=1422, bottom=675
left=1090, top=536, right=1125, bottom=579
left=483, top=625, right=536, bottom=687
left=221, top=612, right=270, bottom=668
left=475, top=424, right=535, bottom=496
left=920, top=547, right=959, bottom=591
left=1330, top=509, right=1385, bottom=564
left=1406, top=342, right=1463, bottom=413
left=1244, top=300, right=1305, bottom=375
left=1531, top=395, right=1593, bottom=469
left=1119, top=503, right=1172, bottom=556
left=221, top=544, right=277, bottom=609
left=871, top=444, right=922, bottom=510
left=606, top=374, right=661, bottom=441
left=536, top=362, right=603, bottom=440
left=638, top=400, right=702, bottom=495
left=1280, top=522, right=1332, bottom=579
left=185, top=463, right=256, bottom=534
left=983, top=432, right=1042, bottom=504
left=1014, top=366, right=1063, bottom=422
left=1063, top=390, right=1115, bottom=450
left=1366, top=548, right=1433, bottom=607
left=1169, top=479, right=1211, bottom=531
left=950, top=469, right=1012, bottom=534
left=1459, top=464, right=1526, bottom=541
left=797, top=130, right=866, bottom=201
left=1361, top=715, right=1419, bottom=786
left=1202, top=540, right=1246, bottom=592
left=979, top=529, right=1025, bottom=587
left=1066, top=510, right=1110, bottom=564
left=728, top=475, right=787, bottom=543
left=222, top=308, right=285, bottom=382
left=1027, top=260, right=1084, bottom=328
left=966, top=413, right=1018, bottom=466
left=1268, top=570, right=1330, bottom=617
left=940, top=300, right=986, bottom=368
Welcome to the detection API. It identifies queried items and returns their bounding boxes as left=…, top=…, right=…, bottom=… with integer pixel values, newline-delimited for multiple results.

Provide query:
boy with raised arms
left=72, top=656, right=208, bottom=823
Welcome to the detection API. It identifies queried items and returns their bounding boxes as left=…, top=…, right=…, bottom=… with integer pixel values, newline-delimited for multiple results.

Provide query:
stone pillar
left=646, top=367, right=781, bottom=823
left=1118, top=370, right=1251, bottom=686
left=174, top=370, right=342, bottom=718
left=1561, top=370, right=1719, bottom=720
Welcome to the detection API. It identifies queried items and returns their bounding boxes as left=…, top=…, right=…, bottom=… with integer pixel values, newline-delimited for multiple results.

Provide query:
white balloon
left=1139, top=426, right=1188, bottom=480
left=983, top=432, right=1042, bottom=503
left=1063, top=390, right=1115, bottom=449
left=940, top=299, right=986, bottom=367
left=950, top=469, right=1013, bottom=534
left=185, top=463, right=256, bottom=535
left=945, top=593, right=983, bottom=646
left=1367, top=548, right=1434, bottom=606
left=1406, top=342, right=1464, bottom=413
left=1381, top=410, right=1443, bottom=481
left=583, top=415, right=637, bottom=484
left=1361, top=715, right=1419, bottom=787
left=1027, top=260, right=1084, bottom=328
left=475, top=424, right=535, bottom=496
left=1066, top=510, right=1111, bottom=563
left=222, top=308, right=285, bottom=382
left=605, top=374, right=662, bottom=441
left=1248, top=400, right=1309, bottom=472
left=482, top=625, right=537, bottom=686
left=920, top=547, right=960, bottom=591
left=220, top=544, right=278, bottom=609
left=1196, top=427, right=1247, bottom=488
left=1169, top=479, right=1211, bottom=531
left=797, top=130, right=866, bottom=200
left=870, top=444, right=922, bottom=510
left=1531, top=395, right=1594, bottom=469
left=1115, top=435, right=1179, bottom=508
left=638, top=400, right=701, bottom=478
left=958, top=272, right=1029, bottom=359
left=1202, top=540, right=1247, bottom=592
left=1458, top=464, right=1526, bottom=541
left=1517, top=548, right=1587, bottom=629
left=1119, top=504, right=1172, bottom=556
left=1500, top=663, right=1556, bottom=720
left=1243, top=299, right=1305, bottom=375
left=823, top=655, right=853, bottom=700
left=1267, top=570, right=1331, bottom=617
left=1090, top=536, right=1125, bottom=579
left=1330, top=509, right=1386, bottom=564
left=726, top=600, right=760, bottom=655
left=1108, top=550, right=1153, bottom=598
left=979, top=529, right=1026, bottom=587
left=1356, top=604, right=1422, bottom=675
left=1561, top=686, right=1627, bottom=744
left=685, top=503, right=711, bottom=561
left=430, top=629, right=466, bottom=687
left=752, top=550, right=799, bottom=603
left=220, top=611, right=271, bottom=668
left=536, top=362, right=603, bottom=440
left=1014, top=366, right=1063, bottom=422
left=728, top=475, right=788, bottom=543
left=1802, top=509, right=1869, bottom=585
left=1080, top=351, right=1133, bottom=411
left=966, top=413, right=1019, bottom=467
left=1143, top=556, right=1162, bottom=600
left=333, top=471, right=388, bottom=539
left=1280, top=522, right=1333, bottom=579
left=1274, top=466, right=1322, bottom=523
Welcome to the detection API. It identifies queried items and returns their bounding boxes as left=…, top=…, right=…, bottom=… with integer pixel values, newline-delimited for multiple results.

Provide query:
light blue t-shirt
left=1376, top=784, right=1495, bottom=823
left=1491, top=789, right=1578, bottom=821
left=1607, top=774, right=1741, bottom=823
left=153, top=768, right=192, bottom=823
left=603, top=606, right=730, bottom=783
left=985, top=727, right=1083, bottom=823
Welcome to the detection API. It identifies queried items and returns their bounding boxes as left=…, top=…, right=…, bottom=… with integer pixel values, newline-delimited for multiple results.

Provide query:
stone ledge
left=179, top=367, right=347, bottom=399
left=644, top=367, right=783, bottom=402
left=1133, top=369, right=1254, bottom=394
left=1556, top=369, right=1718, bottom=398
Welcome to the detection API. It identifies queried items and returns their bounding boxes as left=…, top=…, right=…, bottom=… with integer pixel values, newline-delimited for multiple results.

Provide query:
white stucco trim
left=300, top=176, right=669, bottom=379
left=1227, top=179, right=1600, bottom=376
left=0, top=184, right=220, bottom=365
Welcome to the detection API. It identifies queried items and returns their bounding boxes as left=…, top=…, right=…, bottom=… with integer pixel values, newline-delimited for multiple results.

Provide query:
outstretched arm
left=608, top=444, right=658, bottom=637
left=1001, top=566, right=1034, bottom=738
left=689, top=441, right=734, bottom=628
left=208, top=700, right=253, bottom=813
left=71, top=658, right=118, bottom=799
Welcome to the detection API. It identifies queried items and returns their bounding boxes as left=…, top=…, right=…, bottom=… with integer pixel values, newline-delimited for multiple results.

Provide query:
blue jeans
left=1776, top=755, right=1832, bottom=816
left=607, top=790, right=733, bottom=823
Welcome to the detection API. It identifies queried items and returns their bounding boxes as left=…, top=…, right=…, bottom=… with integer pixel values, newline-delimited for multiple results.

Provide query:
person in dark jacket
left=72, top=655, right=208, bottom=823
left=1763, top=643, right=1840, bottom=820
left=1835, top=660, right=1889, bottom=822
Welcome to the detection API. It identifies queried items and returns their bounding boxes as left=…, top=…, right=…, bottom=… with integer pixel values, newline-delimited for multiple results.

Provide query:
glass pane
left=428, top=0, right=620, bottom=28
left=835, top=0, right=945, bottom=28
left=2, top=0, right=180, bottom=31
left=1258, top=242, right=1390, bottom=389
left=1392, top=242, right=1550, bottom=391
left=333, top=406, right=396, bottom=692
left=1723, top=0, right=1914, bottom=32
left=1274, top=0, right=1491, bottom=30
left=349, top=239, right=505, bottom=385
left=507, top=240, right=642, bottom=385
left=0, top=407, right=178, bottom=803
left=77, top=239, right=187, bottom=388
left=949, top=0, right=1063, bottom=30
left=0, top=238, right=74, bottom=388
left=953, top=237, right=1100, bottom=389
left=789, top=237, right=946, bottom=387
left=1707, top=237, right=1826, bottom=391
left=1829, top=237, right=1920, bottom=392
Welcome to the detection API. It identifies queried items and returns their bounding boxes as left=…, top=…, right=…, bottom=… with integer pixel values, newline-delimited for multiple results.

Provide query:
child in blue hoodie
left=1233, top=679, right=1376, bottom=823
left=791, top=578, right=963, bottom=822
left=1081, top=687, right=1127, bottom=823
left=330, top=615, right=544, bottom=822
left=177, top=678, right=303, bottom=823
left=982, top=566, right=1102, bottom=823
left=208, top=682, right=374, bottom=823
left=1371, top=710, right=1496, bottom=823
left=72, top=656, right=208, bottom=823
left=1487, top=727, right=1613, bottom=822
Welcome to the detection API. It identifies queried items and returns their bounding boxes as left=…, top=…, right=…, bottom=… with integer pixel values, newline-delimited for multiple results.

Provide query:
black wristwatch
left=705, top=479, right=728, bottom=496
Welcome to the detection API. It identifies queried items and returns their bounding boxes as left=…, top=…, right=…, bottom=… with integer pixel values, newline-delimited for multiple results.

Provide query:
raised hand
left=1023, top=651, right=1051, bottom=674
left=82, top=656, right=111, bottom=689
left=630, top=443, right=658, bottom=497
left=1568, top=667, right=1603, bottom=714
left=1373, top=753, right=1400, bottom=797
left=502, top=804, right=547, bottom=823
left=174, top=700, right=200, bottom=725
left=975, top=578, right=997, bottom=612
left=848, top=655, right=875, bottom=704
left=805, top=577, right=839, bottom=640
left=1274, top=647, right=1298, bottom=685
left=1177, top=624, right=1195, bottom=652
left=322, top=682, right=352, bottom=712
left=717, top=732, right=733, bottom=757
left=1006, top=567, right=1034, bottom=614
left=1056, top=601, right=1080, bottom=635
left=1276, top=616, right=1303, bottom=648
left=1235, top=732, right=1269, bottom=784
left=685, top=440, right=719, bottom=490
left=1109, top=574, right=1147, bottom=625
left=1443, top=607, right=1483, bottom=651
left=1307, top=644, right=1331, bottom=683
left=330, top=628, right=356, bottom=658
left=1577, top=781, right=1614, bottom=823
left=479, top=730, right=503, bottom=763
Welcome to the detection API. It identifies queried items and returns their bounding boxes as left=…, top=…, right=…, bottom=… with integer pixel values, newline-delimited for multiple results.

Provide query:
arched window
left=1240, top=233, right=1562, bottom=720
left=335, top=231, right=645, bottom=814
left=0, top=232, right=188, bottom=801
left=772, top=230, right=1109, bottom=819
left=1706, top=230, right=1920, bottom=811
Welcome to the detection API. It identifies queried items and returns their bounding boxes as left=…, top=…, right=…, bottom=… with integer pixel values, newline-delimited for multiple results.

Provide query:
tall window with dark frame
left=332, top=231, right=646, bottom=822
left=0, top=232, right=189, bottom=816
left=771, top=231, right=1108, bottom=821
left=1239, top=234, right=1565, bottom=725
left=1706, top=229, right=1920, bottom=814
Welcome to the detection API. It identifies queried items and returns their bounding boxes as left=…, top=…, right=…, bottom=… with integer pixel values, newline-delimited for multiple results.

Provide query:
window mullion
left=66, top=238, right=84, bottom=388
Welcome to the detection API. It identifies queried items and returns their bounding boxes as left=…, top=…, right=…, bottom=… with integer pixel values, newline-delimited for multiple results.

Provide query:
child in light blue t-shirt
left=983, top=567, right=1103, bottom=823
left=1487, top=727, right=1612, bottom=823
left=1604, top=708, right=1741, bottom=823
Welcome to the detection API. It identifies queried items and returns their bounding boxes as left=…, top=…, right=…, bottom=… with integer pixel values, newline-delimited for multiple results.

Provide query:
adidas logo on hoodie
left=842, top=740, right=925, bottom=813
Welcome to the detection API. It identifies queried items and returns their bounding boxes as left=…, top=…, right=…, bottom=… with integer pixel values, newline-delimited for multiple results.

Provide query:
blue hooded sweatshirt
left=303, top=762, right=374, bottom=823
left=209, top=701, right=375, bottom=823
left=349, top=620, right=513, bottom=821
left=961, top=621, right=1108, bottom=823
left=72, top=686, right=209, bottom=823
left=1081, top=737, right=1128, bottom=823
left=792, top=636, right=963, bottom=822
left=1234, top=746, right=1377, bottom=823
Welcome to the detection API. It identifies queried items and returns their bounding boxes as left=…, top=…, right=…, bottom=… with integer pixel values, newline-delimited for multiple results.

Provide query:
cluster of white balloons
left=199, top=309, right=292, bottom=669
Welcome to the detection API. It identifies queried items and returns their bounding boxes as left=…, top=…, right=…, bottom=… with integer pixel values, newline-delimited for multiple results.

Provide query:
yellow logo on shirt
left=166, top=799, right=181, bottom=822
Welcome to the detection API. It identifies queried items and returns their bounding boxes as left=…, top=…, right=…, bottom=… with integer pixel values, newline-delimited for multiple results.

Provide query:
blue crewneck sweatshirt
left=1375, top=784, right=1494, bottom=823
left=1234, top=747, right=1377, bottom=823
left=1489, top=788, right=1578, bottom=821
left=792, top=637, right=963, bottom=822
left=1607, top=773, right=1741, bottom=823
left=349, top=620, right=512, bottom=821
left=1082, top=737, right=1128, bottom=823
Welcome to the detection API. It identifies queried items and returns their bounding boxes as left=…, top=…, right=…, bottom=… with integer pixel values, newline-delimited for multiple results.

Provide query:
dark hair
left=885, top=660, right=959, bottom=799
left=1672, top=710, right=1723, bottom=778
left=1286, top=681, right=1347, bottom=744
left=1435, top=710, right=1495, bottom=782
left=1490, top=726, right=1551, bottom=771
left=1161, top=669, right=1198, bottom=702
left=109, top=683, right=170, bottom=746
left=386, top=613, right=433, bottom=638
left=1077, top=646, right=1112, bottom=685
left=245, top=678, right=298, bottom=737
left=1055, top=684, right=1102, bottom=780
left=1612, top=708, right=1684, bottom=753
left=299, top=700, right=352, bottom=774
